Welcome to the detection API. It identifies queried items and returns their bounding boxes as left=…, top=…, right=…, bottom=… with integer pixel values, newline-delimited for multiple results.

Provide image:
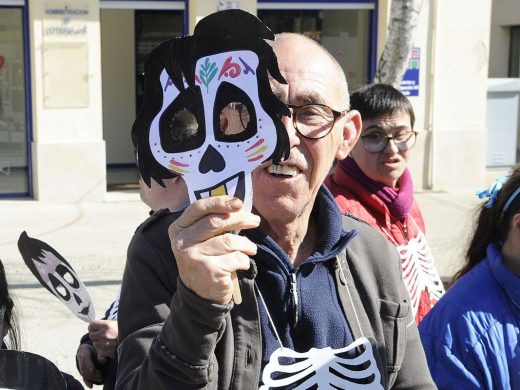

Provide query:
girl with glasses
left=325, top=83, right=444, bottom=324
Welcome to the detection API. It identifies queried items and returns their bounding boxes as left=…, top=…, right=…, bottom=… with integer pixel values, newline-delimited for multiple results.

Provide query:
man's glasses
left=284, top=104, right=347, bottom=139
left=361, top=130, right=418, bottom=153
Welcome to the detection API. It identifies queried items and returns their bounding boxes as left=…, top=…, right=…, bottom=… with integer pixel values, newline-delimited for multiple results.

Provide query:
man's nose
left=384, top=137, right=399, bottom=154
left=280, top=114, right=300, bottom=148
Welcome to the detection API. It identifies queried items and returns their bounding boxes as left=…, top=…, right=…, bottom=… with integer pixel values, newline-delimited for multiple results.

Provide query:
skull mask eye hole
left=171, top=109, right=199, bottom=143
left=48, top=264, right=80, bottom=301
left=219, top=102, right=251, bottom=135
left=214, top=82, right=256, bottom=142
left=49, top=274, right=71, bottom=301
left=159, top=87, right=206, bottom=153
left=55, top=264, right=80, bottom=289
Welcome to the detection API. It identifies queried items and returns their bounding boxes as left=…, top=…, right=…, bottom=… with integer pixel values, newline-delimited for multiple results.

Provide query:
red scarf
left=339, top=157, right=413, bottom=222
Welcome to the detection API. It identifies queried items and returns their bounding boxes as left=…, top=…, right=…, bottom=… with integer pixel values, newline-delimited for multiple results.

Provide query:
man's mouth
left=194, top=172, right=245, bottom=200
left=266, top=164, right=300, bottom=177
left=383, top=158, right=400, bottom=165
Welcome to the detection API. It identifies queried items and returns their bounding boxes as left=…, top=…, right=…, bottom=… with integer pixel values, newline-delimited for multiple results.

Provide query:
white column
left=427, top=0, right=491, bottom=190
left=29, top=0, right=106, bottom=202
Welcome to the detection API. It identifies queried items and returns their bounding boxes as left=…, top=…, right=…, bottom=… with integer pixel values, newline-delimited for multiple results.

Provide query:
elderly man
left=116, top=16, right=435, bottom=390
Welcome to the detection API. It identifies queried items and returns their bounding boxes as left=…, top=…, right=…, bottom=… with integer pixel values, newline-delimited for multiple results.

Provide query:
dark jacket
left=77, top=299, right=119, bottom=390
left=116, top=190, right=435, bottom=389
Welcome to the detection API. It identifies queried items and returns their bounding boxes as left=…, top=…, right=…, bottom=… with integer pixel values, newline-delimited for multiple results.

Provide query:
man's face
left=350, top=110, right=413, bottom=188
left=252, top=37, right=360, bottom=223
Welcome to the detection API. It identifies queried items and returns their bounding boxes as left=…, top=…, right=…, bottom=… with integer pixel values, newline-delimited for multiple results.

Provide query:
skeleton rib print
left=260, top=337, right=384, bottom=390
left=397, top=230, right=445, bottom=318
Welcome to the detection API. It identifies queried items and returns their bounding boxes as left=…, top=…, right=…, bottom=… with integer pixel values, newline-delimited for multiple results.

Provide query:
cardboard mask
left=132, top=9, right=290, bottom=212
left=17, top=231, right=95, bottom=323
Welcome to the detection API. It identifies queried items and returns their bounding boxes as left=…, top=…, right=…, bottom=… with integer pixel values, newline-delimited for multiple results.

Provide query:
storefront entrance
left=100, top=1, right=374, bottom=187
left=100, top=2, right=184, bottom=186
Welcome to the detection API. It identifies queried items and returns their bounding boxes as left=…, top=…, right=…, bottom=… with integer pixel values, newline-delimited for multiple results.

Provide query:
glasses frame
left=286, top=103, right=347, bottom=140
left=361, top=130, right=418, bottom=153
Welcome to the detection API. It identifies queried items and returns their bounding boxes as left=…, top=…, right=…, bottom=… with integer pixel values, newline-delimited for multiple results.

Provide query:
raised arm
left=116, top=196, right=259, bottom=389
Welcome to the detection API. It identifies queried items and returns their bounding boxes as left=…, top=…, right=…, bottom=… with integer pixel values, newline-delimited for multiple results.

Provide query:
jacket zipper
left=289, top=272, right=299, bottom=328
left=401, top=221, right=409, bottom=241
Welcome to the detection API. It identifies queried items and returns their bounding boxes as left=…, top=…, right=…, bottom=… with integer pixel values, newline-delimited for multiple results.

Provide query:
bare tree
left=373, top=0, right=423, bottom=87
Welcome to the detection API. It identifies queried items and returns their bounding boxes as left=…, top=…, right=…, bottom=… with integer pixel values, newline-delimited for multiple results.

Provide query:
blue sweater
left=419, top=243, right=520, bottom=389
left=245, top=186, right=356, bottom=370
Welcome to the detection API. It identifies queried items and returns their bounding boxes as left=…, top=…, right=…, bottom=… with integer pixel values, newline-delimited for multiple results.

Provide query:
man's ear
left=336, top=109, right=362, bottom=160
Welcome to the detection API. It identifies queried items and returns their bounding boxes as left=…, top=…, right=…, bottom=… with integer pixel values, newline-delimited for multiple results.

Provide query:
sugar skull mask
left=17, top=231, right=95, bottom=323
left=133, top=10, right=290, bottom=211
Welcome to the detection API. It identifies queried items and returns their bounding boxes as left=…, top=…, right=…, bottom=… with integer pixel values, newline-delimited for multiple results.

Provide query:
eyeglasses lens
left=295, top=105, right=335, bottom=139
left=363, top=132, right=416, bottom=153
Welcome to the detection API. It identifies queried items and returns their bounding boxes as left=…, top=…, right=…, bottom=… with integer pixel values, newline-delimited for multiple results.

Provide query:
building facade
left=0, top=0, right=506, bottom=202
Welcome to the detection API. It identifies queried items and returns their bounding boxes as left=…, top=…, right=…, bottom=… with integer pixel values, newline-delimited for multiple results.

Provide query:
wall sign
left=43, top=3, right=89, bottom=41
left=400, top=47, right=420, bottom=97
left=217, top=1, right=240, bottom=11
left=42, top=3, right=90, bottom=108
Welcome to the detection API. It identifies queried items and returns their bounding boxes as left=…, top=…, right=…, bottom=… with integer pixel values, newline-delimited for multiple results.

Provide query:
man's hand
left=76, top=343, right=104, bottom=388
left=89, top=319, right=118, bottom=359
left=169, top=196, right=260, bottom=305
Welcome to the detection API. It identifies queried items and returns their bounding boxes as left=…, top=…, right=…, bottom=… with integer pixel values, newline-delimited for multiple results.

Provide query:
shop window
left=0, top=7, right=29, bottom=196
left=258, top=9, right=371, bottom=91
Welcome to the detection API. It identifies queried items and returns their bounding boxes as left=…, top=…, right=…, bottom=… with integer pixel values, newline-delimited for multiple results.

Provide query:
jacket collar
left=246, top=185, right=355, bottom=271
left=331, top=163, right=394, bottom=228
left=487, top=243, right=520, bottom=310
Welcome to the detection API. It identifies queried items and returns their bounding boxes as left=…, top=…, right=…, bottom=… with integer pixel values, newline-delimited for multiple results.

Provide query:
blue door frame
left=0, top=2, right=33, bottom=199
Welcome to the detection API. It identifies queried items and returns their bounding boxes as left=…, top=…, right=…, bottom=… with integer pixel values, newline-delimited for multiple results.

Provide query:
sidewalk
left=0, top=189, right=480, bottom=387
left=0, top=190, right=148, bottom=386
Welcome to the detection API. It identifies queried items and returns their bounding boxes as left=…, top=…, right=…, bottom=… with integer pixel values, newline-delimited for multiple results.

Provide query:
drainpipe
left=424, top=0, right=438, bottom=190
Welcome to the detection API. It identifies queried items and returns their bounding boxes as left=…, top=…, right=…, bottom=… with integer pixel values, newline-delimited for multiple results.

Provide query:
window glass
left=0, top=7, right=28, bottom=195
left=258, top=9, right=370, bottom=91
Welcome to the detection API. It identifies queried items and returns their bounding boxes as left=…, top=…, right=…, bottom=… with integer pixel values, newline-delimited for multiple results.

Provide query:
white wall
left=428, top=0, right=491, bottom=190
left=379, top=0, right=492, bottom=191
left=29, top=0, right=105, bottom=202
left=100, top=10, right=135, bottom=165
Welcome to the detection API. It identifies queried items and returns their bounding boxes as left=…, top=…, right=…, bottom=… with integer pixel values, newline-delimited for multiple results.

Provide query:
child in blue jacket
left=419, top=165, right=520, bottom=389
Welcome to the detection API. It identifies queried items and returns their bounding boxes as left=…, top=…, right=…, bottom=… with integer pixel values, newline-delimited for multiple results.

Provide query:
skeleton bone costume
left=119, top=10, right=435, bottom=389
